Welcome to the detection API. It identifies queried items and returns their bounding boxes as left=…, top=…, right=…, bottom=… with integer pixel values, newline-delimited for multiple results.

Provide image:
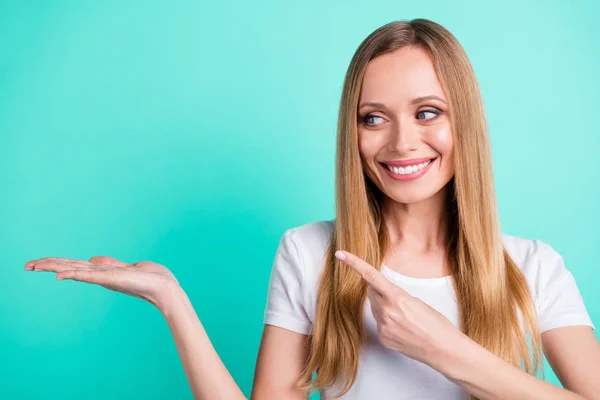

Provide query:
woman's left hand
left=334, top=250, right=469, bottom=372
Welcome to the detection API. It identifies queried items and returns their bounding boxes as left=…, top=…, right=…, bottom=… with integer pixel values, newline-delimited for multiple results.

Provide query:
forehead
left=359, top=46, right=446, bottom=103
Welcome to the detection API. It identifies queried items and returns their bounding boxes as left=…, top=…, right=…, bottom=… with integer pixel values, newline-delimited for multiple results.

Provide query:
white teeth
left=387, top=159, right=432, bottom=175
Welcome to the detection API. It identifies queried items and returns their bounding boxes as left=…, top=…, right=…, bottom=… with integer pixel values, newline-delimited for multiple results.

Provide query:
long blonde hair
left=298, top=19, right=543, bottom=399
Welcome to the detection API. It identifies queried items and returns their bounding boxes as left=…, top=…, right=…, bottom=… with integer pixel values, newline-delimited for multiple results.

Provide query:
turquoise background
left=1, top=0, right=598, bottom=398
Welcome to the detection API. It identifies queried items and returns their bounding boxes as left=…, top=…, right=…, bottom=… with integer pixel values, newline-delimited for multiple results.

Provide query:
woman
left=24, top=18, right=600, bottom=400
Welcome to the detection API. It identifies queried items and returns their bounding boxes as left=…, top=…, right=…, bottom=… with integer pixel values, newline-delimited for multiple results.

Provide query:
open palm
left=24, top=256, right=179, bottom=307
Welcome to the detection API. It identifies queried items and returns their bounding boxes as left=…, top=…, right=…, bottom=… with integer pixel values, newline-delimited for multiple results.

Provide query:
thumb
left=89, top=256, right=130, bottom=267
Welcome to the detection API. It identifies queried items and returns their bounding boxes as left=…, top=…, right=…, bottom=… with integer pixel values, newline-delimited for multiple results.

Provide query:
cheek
left=429, top=125, right=453, bottom=157
left=358, top=131, right=385, bottom=181
left=358, top=130, right=379, bottom=159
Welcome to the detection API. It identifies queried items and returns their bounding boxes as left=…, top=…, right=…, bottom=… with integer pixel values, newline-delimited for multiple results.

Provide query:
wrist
left=155, top=281, right=188, bottom=317
left=430, top=332, right=480, bottom=381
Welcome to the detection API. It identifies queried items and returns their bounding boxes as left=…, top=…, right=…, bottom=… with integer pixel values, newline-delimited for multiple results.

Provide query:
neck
left=382, top=184, right=451, bottom=253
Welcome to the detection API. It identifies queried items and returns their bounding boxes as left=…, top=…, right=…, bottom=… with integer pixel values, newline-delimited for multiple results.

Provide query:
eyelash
left=360, top=108, right=442, bottom=126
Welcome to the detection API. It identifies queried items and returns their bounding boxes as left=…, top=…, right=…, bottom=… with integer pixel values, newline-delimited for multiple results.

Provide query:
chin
left=386, top=192, right=432, bottom=205
left=384, top=184, right=448, bottom=204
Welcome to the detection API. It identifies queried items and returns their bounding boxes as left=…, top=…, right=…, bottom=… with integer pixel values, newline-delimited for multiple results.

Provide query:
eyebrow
left=358, top=95, right=447, bottom=110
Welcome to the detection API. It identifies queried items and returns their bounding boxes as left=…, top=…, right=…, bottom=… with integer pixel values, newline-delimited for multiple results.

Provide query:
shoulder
left=263, top=219, right=334, bottom=333
left=501, top=232, right=576, bottom=304
left=283, top=218, right=335, bottom=284
left=501, top=232, right=554, bottom=264
left=284, top=218, right=335, bottom=260
left=501, top=231, right=565, bottom=274
left=282, top=219, right=335, bottom=319
left=502, top=232, right=594, bottom=332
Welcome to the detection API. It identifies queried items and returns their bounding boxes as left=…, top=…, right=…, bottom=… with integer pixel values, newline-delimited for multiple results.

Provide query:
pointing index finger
left=335, top=250, right=396, bottom=295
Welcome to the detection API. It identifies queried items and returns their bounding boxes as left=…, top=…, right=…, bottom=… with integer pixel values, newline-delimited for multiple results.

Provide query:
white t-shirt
left=263, top=219, right=595, bottom=400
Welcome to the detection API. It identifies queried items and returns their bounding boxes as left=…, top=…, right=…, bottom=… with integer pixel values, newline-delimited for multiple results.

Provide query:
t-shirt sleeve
left=263, top=229, right=312, bottom=335
left=535, top=240, right=595, bottom=333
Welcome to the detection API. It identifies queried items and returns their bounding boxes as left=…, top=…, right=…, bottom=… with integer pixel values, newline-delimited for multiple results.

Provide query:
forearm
left=157, top=283, right=247, bottom=400
left=438, top=337, right=588, bottom=400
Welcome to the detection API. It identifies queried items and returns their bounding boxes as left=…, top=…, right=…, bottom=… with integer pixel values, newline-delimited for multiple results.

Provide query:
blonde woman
left=25, top=19, right=600, bottom=400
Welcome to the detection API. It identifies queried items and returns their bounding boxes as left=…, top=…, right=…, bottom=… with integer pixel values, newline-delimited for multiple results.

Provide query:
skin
left=25, top=46, right=600, bottom=400
left=357, top=45, right=455, bottom=278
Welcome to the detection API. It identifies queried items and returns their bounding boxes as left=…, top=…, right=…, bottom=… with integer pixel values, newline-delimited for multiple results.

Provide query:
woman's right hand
left=24, top=256, right=180, bottom=310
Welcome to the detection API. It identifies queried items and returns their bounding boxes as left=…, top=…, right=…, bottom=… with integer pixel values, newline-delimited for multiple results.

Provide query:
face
left=357, top=45, right=454, bottom=205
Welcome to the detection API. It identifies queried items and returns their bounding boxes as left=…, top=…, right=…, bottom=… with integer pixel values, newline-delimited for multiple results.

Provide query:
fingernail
left=335, top=251, right=346, bottom=260
left=24, top=266, right=33, bottom=270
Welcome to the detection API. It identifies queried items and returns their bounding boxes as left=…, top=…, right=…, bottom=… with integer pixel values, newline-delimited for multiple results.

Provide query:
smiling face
left=358, top=45, right=455, bottom=205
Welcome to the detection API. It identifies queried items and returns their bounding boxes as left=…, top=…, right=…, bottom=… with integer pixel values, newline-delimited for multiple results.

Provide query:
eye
left=360, top=114, right=385, bottom=127
left=416, top=108, right=441, bottom=121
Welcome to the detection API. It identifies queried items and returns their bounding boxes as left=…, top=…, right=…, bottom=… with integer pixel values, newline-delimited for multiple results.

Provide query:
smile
left=379, top=158, right=437, bottom=181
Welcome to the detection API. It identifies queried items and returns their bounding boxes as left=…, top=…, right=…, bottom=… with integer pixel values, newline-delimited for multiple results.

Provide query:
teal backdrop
left=1, top=0, right=598, bottom=399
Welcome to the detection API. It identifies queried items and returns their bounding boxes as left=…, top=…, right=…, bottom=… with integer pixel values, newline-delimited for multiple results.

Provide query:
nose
left=387, top=120, right=419, bottom=155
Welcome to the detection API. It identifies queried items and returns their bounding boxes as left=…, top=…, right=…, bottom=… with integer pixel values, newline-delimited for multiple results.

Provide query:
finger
left=89, top=256, right=129, bottom=267
left=367, top=285, right=384, bottom=303
left=25, top=257, right=88, bottom=270
left=28, top=260, right=92, bottom=273
left=334, top=250, right=398, bottom=296
left=370, top=300, right=384, bottom=323
left=56, top=269, right=117, bottom=284
left=367, top=286, right=389, bottom=320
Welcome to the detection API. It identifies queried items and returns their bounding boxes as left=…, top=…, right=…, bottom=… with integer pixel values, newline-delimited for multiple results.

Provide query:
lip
left=380, top=157, right=437, bottom=167
left=380, top=157, right=437, bottom=182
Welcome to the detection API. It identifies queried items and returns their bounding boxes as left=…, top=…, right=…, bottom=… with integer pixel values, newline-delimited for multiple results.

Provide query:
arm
left=439, top=242, right=600, bottom=400
left=438, top=326, right=600, bottom=400
left=158, top=283, right=247, bottom=400
left=157, top=227, right=313, bottom=400
left=542, top=326, right=600, bottom=398
left=251, top=325, right=311, bottom=400
left=252, top=228, right=313, bottom=399
left=158, top=284, right=312, bottom=400
left=334, top=249, right=600, bottom=400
